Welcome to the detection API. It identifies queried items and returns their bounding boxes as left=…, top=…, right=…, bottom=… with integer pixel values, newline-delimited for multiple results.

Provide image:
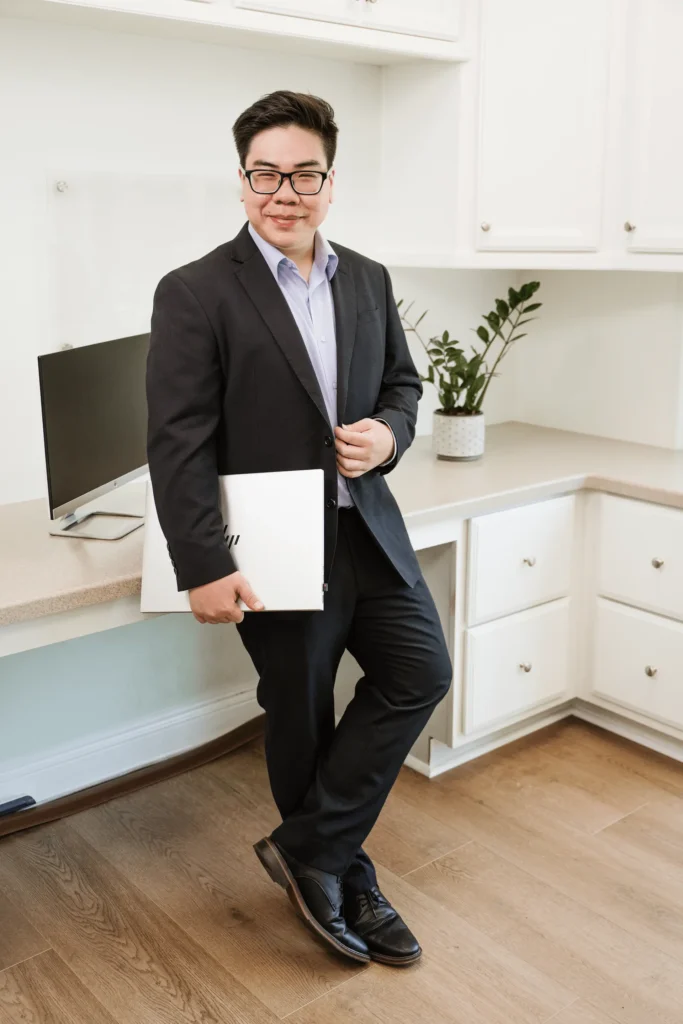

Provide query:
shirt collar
left=248, top=221, right=338, bottom=282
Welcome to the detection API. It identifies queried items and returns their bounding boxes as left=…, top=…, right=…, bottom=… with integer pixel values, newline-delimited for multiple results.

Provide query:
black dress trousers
left=236, top=504, right=452, bottom=894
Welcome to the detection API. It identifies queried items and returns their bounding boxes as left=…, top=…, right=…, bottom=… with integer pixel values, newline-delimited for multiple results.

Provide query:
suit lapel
left=229, top=222, right=356, bottom=430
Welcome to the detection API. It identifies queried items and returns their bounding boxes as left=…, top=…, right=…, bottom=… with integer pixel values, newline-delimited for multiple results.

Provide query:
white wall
left=508, top=271, right=683, bottom=448
left=0, top=13, right=385, bottom=804
left=386, top=267, right=519, bottom=430
left=0, top=14, right=382, bottom=507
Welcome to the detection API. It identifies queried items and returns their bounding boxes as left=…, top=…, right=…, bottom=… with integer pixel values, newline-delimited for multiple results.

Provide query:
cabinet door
left=362, top=0, right=459, bottom=40
left=464, top=599, right=571, bottom=734
left=622, top=0, right=683, bottom=253
left=592, top=598, right=683, bottom=731
left=597, top=494, right=683, bottom=622
left=233, top=0, right=363, bottom=26
left=467, top=494, right=575, bottom=626
left=475, top=0, right=610, bottom=251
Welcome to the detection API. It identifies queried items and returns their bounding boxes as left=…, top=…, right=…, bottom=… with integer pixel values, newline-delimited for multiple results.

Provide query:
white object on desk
left=140, top=470, right=325, bottom=614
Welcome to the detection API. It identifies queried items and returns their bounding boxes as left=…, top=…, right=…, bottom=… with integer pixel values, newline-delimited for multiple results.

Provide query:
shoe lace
left=361, top=887, right=388, bottom=919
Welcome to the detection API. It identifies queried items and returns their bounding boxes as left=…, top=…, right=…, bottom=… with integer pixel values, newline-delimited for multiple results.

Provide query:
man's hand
left=189, top=571, right=264, bottom=624
left=334, top=418, right=394, bottom=478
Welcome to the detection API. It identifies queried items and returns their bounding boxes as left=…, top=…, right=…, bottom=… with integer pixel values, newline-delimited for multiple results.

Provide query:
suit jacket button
left=326, top=498, right=337, bottom=509
left=324, top=435, right=333, bottom=446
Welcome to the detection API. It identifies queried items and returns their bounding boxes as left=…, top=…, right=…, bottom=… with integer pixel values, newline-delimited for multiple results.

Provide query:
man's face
left=239, top=124, right=335, bottom=251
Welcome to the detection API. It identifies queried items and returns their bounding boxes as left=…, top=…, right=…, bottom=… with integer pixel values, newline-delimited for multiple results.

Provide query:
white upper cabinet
left=234, top=0, right=459, bottom=39
left=621, top=0, right=683, bottom=254
left=232, top=0, right=364, bottom=28
left=360, top=0, right=459, bottom=40
left=475, top=0, right=611, bottom=252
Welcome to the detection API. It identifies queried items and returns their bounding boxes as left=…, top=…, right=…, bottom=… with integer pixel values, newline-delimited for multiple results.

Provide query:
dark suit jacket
left=145, top=220, right=423, bottom=596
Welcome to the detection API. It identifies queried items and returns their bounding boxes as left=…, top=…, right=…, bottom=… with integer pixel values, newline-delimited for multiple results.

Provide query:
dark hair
left=232, top=90, right=338, bottom=170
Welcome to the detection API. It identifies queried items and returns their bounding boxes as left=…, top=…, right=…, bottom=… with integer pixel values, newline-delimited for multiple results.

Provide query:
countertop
left=4, top=421, right=683, bottom=627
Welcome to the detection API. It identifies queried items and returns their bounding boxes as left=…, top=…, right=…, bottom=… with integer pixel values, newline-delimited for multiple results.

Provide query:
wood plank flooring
left=1, top=716, right=682, bottom=1024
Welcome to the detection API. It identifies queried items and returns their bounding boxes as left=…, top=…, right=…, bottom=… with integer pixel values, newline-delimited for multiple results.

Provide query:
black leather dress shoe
left=343, top=886, right=422, bottom=965
left=253, top=836, right=370, bottom=963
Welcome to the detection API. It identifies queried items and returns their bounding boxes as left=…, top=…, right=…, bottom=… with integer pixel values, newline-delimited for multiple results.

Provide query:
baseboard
left=425, top=704, right=575, bottom=778
left=571, top=699, right=683, bottom=765
left=0, top=686, right=260, bottom=810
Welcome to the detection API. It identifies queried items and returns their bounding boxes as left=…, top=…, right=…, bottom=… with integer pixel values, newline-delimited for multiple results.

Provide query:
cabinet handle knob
left=651, top=557, right=664, bottom=569
left=519, top=662, right=532, bottom=673
left=480, top=222, right=491, bottom=232
left=645, top=665, right=658, bottom=678
left=522, top=556, right=536, bottom=567
left=624, top=221, right=636, bottom=232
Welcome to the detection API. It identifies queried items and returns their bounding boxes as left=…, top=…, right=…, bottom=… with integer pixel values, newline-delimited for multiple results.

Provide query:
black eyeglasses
left=242, top=168, right=329, bottom=196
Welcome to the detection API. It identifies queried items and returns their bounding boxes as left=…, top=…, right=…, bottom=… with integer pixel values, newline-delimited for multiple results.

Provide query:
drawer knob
left=645, top=665, right=658, bottom=678
left=522, top=556, right=536, bottom=567
left=519, top=662, right=532, bottom=673
left=651, top=557, right=664, bottom=569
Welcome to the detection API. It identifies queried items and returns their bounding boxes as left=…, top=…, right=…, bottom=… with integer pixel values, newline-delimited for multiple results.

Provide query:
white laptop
left=140, top=469, right=325, bottom=614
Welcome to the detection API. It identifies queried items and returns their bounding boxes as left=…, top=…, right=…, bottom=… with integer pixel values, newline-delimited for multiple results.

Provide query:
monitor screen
left=38, top=334, right=149, bottom=517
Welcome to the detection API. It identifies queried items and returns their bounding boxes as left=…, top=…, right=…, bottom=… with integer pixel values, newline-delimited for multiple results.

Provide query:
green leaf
left=495, top=299, right=509, bottom=319
left=515, top=318, right=537, bottom=327
left=476, top=325, right=489, bottom=343
left=509, top=333, right=528, bottom=342
left=414, top=310, right=427, bottom=326
left=442, top=330, right=450, bottom=344
left=396, top=298, right=403, bottom=308
left=486, top=311, right=500, bottom=329
left=508, top=287, right=520, bottom=310
left=522, top=302, right=541, bottom=313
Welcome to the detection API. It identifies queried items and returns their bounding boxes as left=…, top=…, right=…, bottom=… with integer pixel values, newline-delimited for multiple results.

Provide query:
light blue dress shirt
left=247, top=222, right=395, bottom=509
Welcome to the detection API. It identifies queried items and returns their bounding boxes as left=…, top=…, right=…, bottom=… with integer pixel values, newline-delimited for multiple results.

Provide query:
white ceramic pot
left=432, top=410, right=485, bottom=461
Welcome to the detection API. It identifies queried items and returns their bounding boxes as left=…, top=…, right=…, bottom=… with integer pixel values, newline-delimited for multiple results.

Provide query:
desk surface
left=4, top=421, right=683, bottom=627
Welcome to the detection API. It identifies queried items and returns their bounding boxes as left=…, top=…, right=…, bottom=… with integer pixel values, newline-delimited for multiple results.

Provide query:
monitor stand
left=48, top=509, right=144, bottom=540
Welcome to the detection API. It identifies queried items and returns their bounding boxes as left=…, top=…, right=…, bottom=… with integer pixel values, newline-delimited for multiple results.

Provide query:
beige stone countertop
left=4, top=421, right=683, bottom=627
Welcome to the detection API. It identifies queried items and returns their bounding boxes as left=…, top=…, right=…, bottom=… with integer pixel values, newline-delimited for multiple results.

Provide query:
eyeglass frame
left=241, top=167, right=331, bottom=196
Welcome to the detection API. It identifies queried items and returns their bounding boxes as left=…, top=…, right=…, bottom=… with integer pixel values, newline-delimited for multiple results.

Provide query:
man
left=146, top=90, right=452, bottom=967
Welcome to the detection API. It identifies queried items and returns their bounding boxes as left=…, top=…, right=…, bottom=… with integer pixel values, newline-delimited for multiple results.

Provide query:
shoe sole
left=370, top=948, right=423, bottom=966
left=253, top=837, right=371, bottom=964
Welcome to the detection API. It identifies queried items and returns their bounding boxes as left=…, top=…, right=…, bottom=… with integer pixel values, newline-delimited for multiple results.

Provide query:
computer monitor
left=38, top=333, right=150, bottom=540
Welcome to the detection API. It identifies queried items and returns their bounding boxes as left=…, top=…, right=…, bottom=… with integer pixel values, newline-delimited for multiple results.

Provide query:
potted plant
left=398, top=281, right=542, bottom=461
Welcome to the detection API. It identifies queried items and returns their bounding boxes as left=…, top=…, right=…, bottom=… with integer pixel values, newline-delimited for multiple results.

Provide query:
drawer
left=592, top=597, right=683, bottom=731
left=464, top=598, right=571, bottom=734
left=467, top=494, right=575, bottom=625
left=597, top=494, right=683, bottom=621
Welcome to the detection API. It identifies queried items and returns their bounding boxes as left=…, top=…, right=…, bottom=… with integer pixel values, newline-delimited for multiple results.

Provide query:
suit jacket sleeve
left=371, top=264, right=423, bottom=476
left=146, top=270, right=237, bottom=591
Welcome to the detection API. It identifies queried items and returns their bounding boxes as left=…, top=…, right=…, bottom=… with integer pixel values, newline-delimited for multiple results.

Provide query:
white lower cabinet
left=467, top=494, right=575, bottom=625
left=597, top=493, right=683, bottom=621
left=464, top=598, right=571, bottom=734
left=592, top=597, right=683, bottom=732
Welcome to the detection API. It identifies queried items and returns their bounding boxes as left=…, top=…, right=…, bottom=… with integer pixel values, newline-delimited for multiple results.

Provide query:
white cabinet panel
left=467, top=494, right=575, bottom=626
left=362, top=0, right=459, bottom=40
left=622, top=0, right=683, bottom=253
left=235, top=0, right=458, bottom=38
left=593, top=598, right=683, bottom=731
left=597, top=494, right=683, bottom=622
left=464, top=599, right=571, bottom=734
left=475, top=0, right=610, bottom=252
left=233, top=0, right=362, bottom=26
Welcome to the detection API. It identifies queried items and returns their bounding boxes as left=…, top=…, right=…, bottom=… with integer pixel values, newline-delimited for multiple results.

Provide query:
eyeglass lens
left=250, top=170, right=324, bottom=195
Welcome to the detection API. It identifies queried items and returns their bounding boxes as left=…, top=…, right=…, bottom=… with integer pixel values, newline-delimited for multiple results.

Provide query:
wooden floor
left=1, top=717, right=683, bottom=1024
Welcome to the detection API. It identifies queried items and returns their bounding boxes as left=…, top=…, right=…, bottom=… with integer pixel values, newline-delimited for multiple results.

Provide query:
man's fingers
left=236, top=580, right=265, bottom=611
left=337, top=454, right=367, bottom=472
left=335, top=426, right=372, bottom=446
left=335, top=440, right=370, bottom=461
